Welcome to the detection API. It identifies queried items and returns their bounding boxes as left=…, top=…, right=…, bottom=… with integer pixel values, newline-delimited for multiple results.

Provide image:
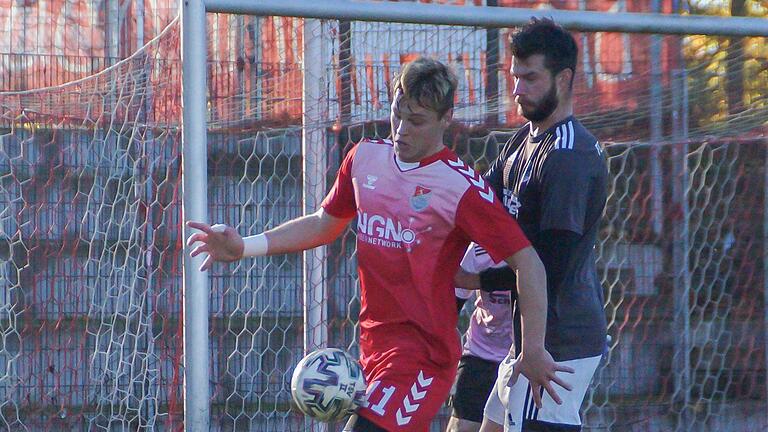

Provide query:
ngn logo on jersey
left=357, top=211, right=431, bottom=252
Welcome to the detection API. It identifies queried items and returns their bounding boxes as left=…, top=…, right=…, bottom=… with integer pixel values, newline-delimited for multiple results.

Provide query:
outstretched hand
left=509, top=347, right=575, bottom=408
left=186, top=221, right=245, bottom=271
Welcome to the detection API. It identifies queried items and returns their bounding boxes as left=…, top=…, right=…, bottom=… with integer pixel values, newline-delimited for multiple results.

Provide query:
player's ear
left=556, top=68, right=574, bottom=93
left=440, top=108, right=453, bottom=125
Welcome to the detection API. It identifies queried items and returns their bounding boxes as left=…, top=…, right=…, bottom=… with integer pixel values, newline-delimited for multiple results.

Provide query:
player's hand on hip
left=509, top=347, right=575, bottom=408
left=453, top=268, right=480, bottom=290
left=186, top=221, right=245, bottom=271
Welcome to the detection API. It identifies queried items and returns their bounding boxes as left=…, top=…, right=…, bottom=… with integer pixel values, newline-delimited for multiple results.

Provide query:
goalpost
left=181, top=1, right=767, bottom=431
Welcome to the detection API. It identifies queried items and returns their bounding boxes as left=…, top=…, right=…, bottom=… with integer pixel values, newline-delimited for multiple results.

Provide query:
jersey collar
left=528, top=115, right=576, bottom=143
left=394, top=146, right=453, bottom=171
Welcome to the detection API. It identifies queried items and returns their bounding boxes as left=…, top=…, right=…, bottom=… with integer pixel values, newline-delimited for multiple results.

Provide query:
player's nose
left=395, top=119, right=408, bottom=136
left=512, top=80, right=526, bottom=96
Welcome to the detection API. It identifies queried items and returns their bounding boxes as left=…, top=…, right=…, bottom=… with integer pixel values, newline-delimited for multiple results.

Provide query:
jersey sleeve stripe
left=562, top=124, right=569, bottom=150
left=446, top=157, right=495, bottom=203
left=473, top=244, right=488, bottom=257
left=567, top=121, right=575, bottom=149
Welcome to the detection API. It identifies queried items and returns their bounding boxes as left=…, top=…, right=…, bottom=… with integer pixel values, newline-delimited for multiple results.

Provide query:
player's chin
left=394, top=142, right=411, bottom=159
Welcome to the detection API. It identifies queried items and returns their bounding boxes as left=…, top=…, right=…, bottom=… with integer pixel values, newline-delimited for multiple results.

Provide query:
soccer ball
left=290, top=348, right=367, bottom=422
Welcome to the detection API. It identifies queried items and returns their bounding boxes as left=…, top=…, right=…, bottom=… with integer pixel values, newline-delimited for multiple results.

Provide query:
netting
left=0, top=18, right=184, bottom=431
left=1, top=6, right=767, bottom=432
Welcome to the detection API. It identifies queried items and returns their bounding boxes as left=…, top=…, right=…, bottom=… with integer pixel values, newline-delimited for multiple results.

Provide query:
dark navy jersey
left=485, top=116, right=608, bottom=361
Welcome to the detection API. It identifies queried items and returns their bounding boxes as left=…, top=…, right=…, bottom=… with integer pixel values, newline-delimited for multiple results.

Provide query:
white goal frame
left=180, top=1, right=768, bottom=430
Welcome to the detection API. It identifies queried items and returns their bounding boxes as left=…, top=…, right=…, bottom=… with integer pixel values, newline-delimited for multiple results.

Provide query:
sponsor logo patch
left=357, top=211, right=431, bottom=252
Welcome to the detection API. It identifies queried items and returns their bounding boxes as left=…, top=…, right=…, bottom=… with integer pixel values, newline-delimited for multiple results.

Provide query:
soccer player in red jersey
left=187, top=57, right=571, bottom=432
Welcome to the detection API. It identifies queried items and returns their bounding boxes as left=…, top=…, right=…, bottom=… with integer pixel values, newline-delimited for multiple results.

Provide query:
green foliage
left=683, top=1, right=768, bottom=129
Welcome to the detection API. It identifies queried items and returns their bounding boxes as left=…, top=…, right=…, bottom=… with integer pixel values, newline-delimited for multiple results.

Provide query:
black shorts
left=344, top=414, right=388, bottom=432
left=450, top=354, right=501, bottom=423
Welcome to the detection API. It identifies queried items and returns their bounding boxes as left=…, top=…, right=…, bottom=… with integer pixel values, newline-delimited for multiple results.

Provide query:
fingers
left=190, top=244, right=209, bottom=258
left=200, top=254, right=213, bottom=272
left=555, top=364, right=576, bottom=374
left=186, top=221, right=212, bottom=248
left=550, top=372, right=573, bottom=392
left=186, top=220, right=212, bottom=233
left=187, top=222, right=230, bottom=272
left=186, top=232, right=207, bottom=248
left=531, top=382, right=543, bottom=409
left=542, top=381, right=563, bottom=405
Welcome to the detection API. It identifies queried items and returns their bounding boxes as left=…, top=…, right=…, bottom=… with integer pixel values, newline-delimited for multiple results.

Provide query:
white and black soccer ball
left=290, top=348, right=367, bottom=422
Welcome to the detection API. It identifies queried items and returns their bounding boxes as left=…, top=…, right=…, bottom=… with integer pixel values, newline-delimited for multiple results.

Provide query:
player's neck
left=398, top=142, right=446, bottom=164
left=421, top=142, right=446, bottom=161
left=529, top=101, right=573, bottom=137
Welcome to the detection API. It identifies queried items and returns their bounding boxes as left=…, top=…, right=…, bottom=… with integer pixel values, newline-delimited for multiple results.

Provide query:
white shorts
left=484, top=353, right=601, bottom=431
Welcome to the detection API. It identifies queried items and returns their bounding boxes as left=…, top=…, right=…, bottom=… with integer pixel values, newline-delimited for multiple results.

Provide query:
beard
left=520, top=83, right=559, bottom=122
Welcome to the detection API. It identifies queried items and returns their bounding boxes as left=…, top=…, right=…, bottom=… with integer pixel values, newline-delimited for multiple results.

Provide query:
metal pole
left=578, top=0, right=594, bottom=91
left=204, top=0, right=768, bottom=37
left=484, top=0, right=499, bottom=126
left=649, top=11, right=663, bottom=236
left=181, top=0, right=211, bottom=430
left=760, top=0, right=768, bottom=401
left=671, top=68, right=692, bottom=432
left=670, top=0, right=691, bottom=426
left=303, top=18, right=329, bottom=432
left=338, top=20, right=352, bottom=125
left=104, top=0, right=120, bottom=118
left=236, top=14, right=246, bottom=119
left=136, top=0, right=145, bottom=49
left=677, top=129, right=692, bottom=432
left=137, top=0, right=158, bottom=424
left=106, top=0, right=120, bottom=63
left=248, top=16, right=262, bottom=119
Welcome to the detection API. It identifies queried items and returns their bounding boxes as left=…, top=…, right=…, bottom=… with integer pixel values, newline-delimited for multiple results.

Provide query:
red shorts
left=357, top=367, right=453, bottom=431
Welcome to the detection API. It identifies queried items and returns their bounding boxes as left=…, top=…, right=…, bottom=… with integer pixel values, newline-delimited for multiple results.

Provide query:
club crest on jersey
left=410, top=186, right=432, bottom=212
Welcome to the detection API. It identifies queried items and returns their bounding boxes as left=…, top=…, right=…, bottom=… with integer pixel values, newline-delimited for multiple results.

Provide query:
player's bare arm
left=478, top=417, right=503, bottom=432
left=186, top=209, right=352, bottom=271
left=503, top=246, right=575, bottom=408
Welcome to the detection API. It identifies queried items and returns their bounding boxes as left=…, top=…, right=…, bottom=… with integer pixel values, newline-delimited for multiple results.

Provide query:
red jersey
left=322, top=139, right=530, bottom=379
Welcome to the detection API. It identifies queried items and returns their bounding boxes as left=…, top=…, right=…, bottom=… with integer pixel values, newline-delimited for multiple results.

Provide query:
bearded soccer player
left=455, top=19, right=609, bottom=432
left=186, top=57, right=571, bottom=432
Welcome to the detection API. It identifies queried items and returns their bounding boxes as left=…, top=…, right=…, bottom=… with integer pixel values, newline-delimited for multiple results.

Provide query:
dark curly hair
left=510, top=18, right=578, bottom=87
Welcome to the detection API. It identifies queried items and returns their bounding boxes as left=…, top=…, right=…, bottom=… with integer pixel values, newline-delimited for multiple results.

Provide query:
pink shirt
left=322, top=139, right=529, bottom=380
left=455, top=244, right=515, bottom=362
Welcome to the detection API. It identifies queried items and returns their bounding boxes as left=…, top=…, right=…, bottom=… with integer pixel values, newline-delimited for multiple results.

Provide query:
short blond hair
left=391, top=57, right=458, bottom=118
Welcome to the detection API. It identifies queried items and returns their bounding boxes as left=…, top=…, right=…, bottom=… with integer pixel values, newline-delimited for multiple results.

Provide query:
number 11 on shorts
left=363, top=381, right=396, bottom=416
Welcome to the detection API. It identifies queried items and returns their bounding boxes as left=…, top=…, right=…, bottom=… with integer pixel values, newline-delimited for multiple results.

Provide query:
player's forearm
left=504, top=247, right=547, bottom=351
left=261, top=210, right=347, bottom=255
left=516, top=270, right=547, bottom=351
